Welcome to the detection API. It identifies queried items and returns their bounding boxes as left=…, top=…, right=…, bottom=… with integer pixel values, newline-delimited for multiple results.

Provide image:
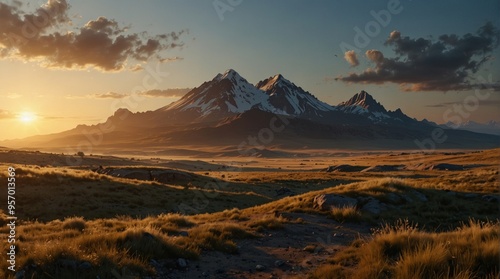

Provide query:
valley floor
left=0, top=148, right=498, bottom=278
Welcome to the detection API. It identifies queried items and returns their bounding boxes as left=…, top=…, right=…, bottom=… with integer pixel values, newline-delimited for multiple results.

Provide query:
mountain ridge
left=157, top=69, right=405, bottom=122
left=2, top=69, right=499, bottom=152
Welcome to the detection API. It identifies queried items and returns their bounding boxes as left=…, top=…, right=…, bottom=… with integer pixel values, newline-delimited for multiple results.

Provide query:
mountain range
left=4, top=69, right=499, bottom=155
left=440, top=121, right=500, bottom=136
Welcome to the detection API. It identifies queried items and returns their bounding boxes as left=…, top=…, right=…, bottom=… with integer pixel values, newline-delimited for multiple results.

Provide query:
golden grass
left=247, top=215, right=286, bottom=231
left=330, top=205, right=362, bottom=222
left=187, top=223, right=255, bottom=254
left=0, top=164, right=273, bottom=221
left=0, top=149, right=498, bottom=278
left=62, top=216, right=86, bottom=231
left=312, top=219, right=500, bottom=279
left=0, top=213, right=260, bottom=278
left=252, top=177, right=499, bottom=229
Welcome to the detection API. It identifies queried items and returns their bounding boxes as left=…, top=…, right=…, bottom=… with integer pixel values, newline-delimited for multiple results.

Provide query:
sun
left=18, top=111, right=37, bottom=124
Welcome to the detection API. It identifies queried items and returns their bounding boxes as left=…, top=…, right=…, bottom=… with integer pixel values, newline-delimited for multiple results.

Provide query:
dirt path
left=158, top=213, right=372, bottom=279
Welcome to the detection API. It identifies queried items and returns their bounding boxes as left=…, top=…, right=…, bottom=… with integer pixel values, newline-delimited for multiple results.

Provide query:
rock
left=78, top=261, right=92, bottom=270
left=179, top=231, right=189, bottom=237
left=325, top=164, right=365, bottom=172
left=401, top=195, right=413, bottom=203
left=275, top=187, right=292, bottom=196
left=255, top=265, right=266, bottom=271
left=361, top=198, right=387, bottom=215
left=313, top=194, right=357, bottom=211
left=122, top=171, right=151, bottom=181
left=432, top=163, right=465, bottom=171
left=482, top=195, right=499, bottom=203
left=15, top=270, right=25, bottom=279
left=386, top=193, right=404, bottom=204
left=274, top=260, right=285, bottom=267
left=401, top=191, right=428, bottom=203
left=410, top=190, right=428, bottom=202
left=177, top=258, right=188, bottom=269
left=152, top=170, right=192, bottom=184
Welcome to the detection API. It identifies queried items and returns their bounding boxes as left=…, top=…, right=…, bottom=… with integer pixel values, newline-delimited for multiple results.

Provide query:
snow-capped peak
left=271, top=73, right=289, bottom=83
left=338, top=91, right=387, bottom=113
left=213, top=69, right=246, bottom=83
left=160, top=69, right=284, bottom=118
left=256, top=74, right=334, bottom=116
left=336, top=91, right=395, bottom=123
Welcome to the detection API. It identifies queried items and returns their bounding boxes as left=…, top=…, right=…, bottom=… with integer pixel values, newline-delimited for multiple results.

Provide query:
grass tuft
left=62, top=216, right=86, bottom=232
left=330, top=205, right=362, bottom=222
left=313, top=219, right=500, bottom=279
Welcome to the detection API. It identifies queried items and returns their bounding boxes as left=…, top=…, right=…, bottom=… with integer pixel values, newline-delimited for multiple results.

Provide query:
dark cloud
left=426, top=99, right=500, bottom=108
left=425, top=104, right=447, bottom=108
left=344, top=50, right=359, bottom=67
left=139, top=88, right=191, bottom=98
left=336, top=23, right=500, bottom=92
left=0, top=1, right=186, bottom=71
left=159, top=56, right=183, bottom=63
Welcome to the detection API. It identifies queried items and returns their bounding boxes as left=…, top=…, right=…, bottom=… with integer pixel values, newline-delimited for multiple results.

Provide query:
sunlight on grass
left=311, top=219, right=500, bottom=279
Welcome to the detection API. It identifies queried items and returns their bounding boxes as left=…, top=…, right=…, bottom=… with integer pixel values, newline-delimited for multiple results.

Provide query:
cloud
left=335, top=23, right=500, bottom=92
left=66, top=89, right=191, bottom=100
left=91, top=92, right=127, bottom=99
left=426, top=99, right=500, bottom=108
left=0, top=1, right=186, bottom=71
left=0, top=109, right=14, bottom=119
left=66, top=92, right=127, bottom=99
left=129, top=56, right=182, bottom=72
left=129, top=64, right=144, bottom=72
left=344, top=50, right=359, bottom=67
left=6, top=93, right=22, bottom=99
left=159, top=56, right=184, bottom=63
left=41, top=115, right=89, bottom=120
left=139, top=88, right=191, bottom=98
left=425, top=104, right=447, bottom=108
left=365, top=49, right=384, bottom=64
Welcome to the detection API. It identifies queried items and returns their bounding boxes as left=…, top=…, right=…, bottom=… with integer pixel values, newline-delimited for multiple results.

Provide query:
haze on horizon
left=1, top=0, right=499, bottom=141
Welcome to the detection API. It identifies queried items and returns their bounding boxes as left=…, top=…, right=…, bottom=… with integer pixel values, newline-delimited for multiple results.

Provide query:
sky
left=0, top=0, right=499, bottom=140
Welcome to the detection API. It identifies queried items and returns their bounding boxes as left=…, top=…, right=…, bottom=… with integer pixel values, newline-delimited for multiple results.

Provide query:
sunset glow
left=18, top=112, right=37, bottom=124
left=0, top=0, right=498, bottom=142
left=0, top=2, right=498, bottom=278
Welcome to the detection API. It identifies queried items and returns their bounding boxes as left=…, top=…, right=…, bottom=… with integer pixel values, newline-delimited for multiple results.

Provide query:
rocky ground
left=150, top=213, right=371, bottom=279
